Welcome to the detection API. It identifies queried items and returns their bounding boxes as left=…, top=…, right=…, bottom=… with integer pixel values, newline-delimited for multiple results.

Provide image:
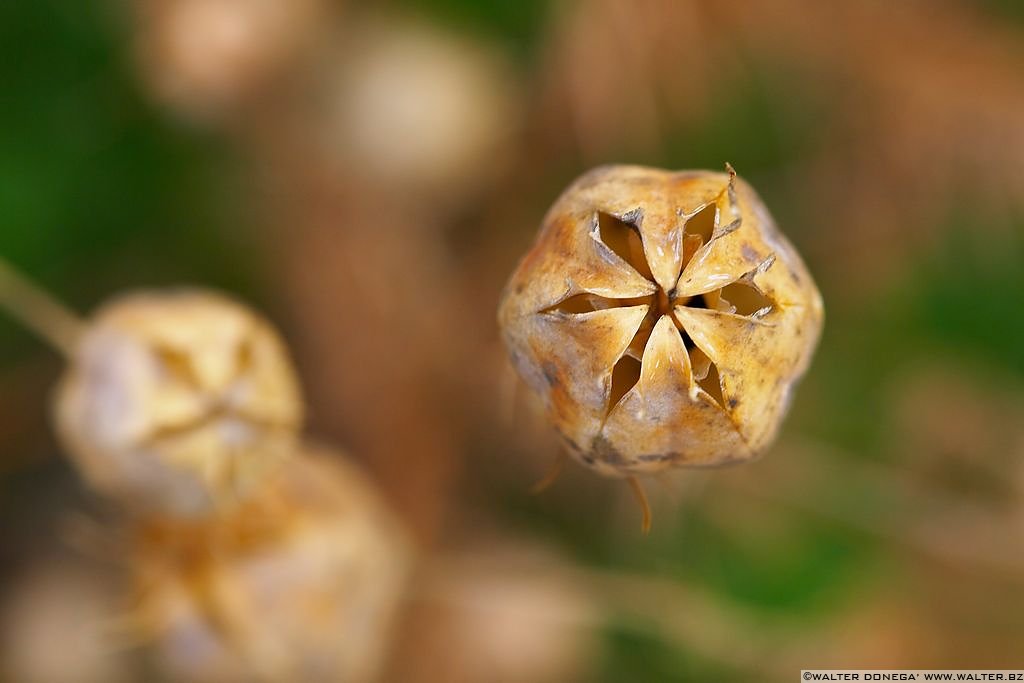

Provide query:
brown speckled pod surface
left=499, top=165, right=823, bottom=478
left=55, top=289, right=304, bottom=516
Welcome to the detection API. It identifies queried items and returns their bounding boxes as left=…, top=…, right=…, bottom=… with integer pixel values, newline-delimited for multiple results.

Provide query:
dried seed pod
left=55, top=289, right=303, bottom=516
left=499, top=165, right=823, bottom=478
left=128, top=445, right=412, bottom=683
left=1, top=561, right=131, bottom=683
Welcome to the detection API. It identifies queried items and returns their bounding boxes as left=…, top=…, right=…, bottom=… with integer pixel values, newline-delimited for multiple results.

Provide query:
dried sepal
left=499, top=165, right=823, bottom=477
left=55, top=289, right=304, bottom=516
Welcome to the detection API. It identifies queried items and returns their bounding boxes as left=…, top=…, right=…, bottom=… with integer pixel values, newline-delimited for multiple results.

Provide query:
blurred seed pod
left=311, top=15, right=520, bottom=205
left=55, top=289, right=304, bottom=517
left=392, top=541, right=599, bottom=683
left=0, top=560, right=132, bottom=683
left=127, top=444, right=412, bottom=683
left=499, top=165, right=823, bottom=478
left=134, top=0, right=328, bottom=120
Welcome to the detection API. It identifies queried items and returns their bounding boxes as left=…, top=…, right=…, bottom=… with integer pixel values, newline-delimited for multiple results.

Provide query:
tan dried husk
left=128, top=444, right=412, bottom=683
left=499, top=165, right=822, bottom=477
left=55, top=289, right=304, bottom=516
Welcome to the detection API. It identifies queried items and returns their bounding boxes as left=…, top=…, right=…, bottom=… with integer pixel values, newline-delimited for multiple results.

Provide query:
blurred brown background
left=2, top=0, right=1024, bottom=681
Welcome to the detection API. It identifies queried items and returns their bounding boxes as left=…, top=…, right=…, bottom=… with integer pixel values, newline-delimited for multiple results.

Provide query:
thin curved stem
left=627, top=475, right=652, bottom=534
left=0, top=257, right=84, bottom=357
left=530, top=450, right=568, bottom=495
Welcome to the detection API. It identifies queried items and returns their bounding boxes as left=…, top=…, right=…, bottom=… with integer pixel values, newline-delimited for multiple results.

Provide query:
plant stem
left=0, top=258, right=84, bottom=357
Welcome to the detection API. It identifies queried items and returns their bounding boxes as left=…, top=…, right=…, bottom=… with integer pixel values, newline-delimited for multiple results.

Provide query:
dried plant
left=499, top=165, right=822, bottom=529
left=0, top=263, right=413, bottom=681
left=126, top=444, right=412, bottom=683
left=55, top=290, right=304, bottom=517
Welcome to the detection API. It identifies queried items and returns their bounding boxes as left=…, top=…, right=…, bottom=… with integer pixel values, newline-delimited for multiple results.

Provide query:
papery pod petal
left=511, top=305, right=649, bottom=448
left=499, top=209, right=656, bottom=326
left=570, top=167, right=735, bottom=293
left=676, top=176, right=818, bottom=310
left=599, top=316, right=751, bottom=473
left=674, top=304, right=812, bottom=449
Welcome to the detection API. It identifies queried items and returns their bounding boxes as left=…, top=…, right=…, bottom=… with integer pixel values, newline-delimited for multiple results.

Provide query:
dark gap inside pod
left=543, top=293, right=600, bottom=314
left=598, top=212, right=653, bottom=280
left=608, top=354, right=642, bottom=412
left=157, top=347, right=202, bottom=388
left=697, top=361, right=726, bottom=408
left=688, top=294, right=709, bottom=310
left=235, top=339, right=256, bottom=374
left=672, top=294, right=708, bottom=350
left=685, top=203, right=717, bottom=246
left=543, top=293, right=646, bottom=315
left=719, top=281, right=772, bottom=316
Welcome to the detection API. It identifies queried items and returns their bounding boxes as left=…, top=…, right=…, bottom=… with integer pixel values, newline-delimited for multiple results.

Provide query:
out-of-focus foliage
left=0, top=1, right=255, bottom=359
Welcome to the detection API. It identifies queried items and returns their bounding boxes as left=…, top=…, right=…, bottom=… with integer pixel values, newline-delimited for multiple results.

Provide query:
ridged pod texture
left=499, top=165, right=823, bottom=477
left=55, top=289, right=304, bottom=516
